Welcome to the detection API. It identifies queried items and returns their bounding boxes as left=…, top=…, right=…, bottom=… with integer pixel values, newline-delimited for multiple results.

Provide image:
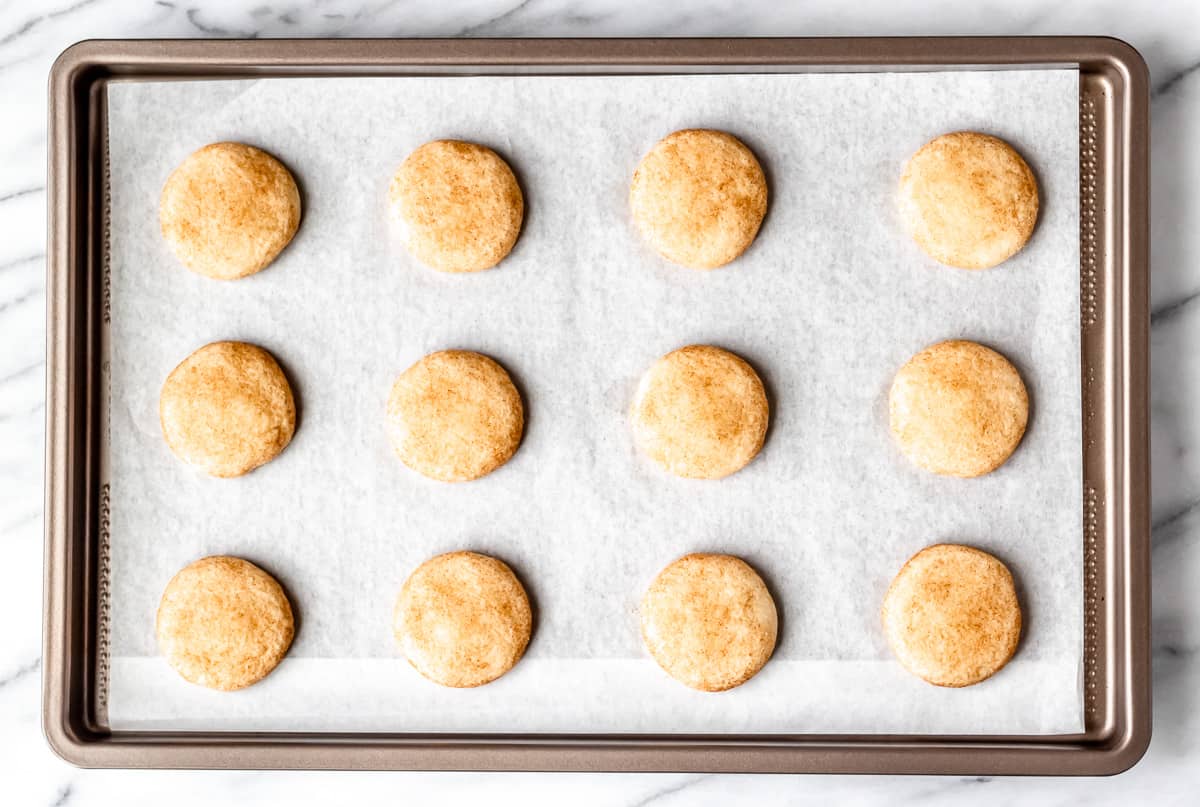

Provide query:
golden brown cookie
left=898, top=131, right=1039, bottom=269
left=386, top=350, right=523, bottom=482
left=394, top=551, right=532, bottom=688
left=882, top=544, right=1022, bottom=688
left=389, top=140, right=524, bottom=273
left=159, top=142, right=301, bottom=280
left=159, top=341, right=296, bottom=478
left=630, top=129, right=768, bottom=269
left=889, top=339, right=1028, bottom=478
left=631, top=345, right=768, bottom=479
left=640, top=553, right=777, bottom=692
left=156, top=555, right=294, bottom=691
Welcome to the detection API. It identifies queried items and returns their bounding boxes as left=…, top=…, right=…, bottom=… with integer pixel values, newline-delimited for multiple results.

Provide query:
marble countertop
left=2, top=0, right=1196, bottom=803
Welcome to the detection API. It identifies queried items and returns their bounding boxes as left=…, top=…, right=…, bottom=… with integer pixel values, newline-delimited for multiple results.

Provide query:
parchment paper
left=104, top=70, right=1082, bottom=734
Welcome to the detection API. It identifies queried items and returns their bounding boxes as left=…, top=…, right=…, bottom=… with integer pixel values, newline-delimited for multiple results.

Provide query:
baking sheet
left=104, top=70, right=1082, bottom=734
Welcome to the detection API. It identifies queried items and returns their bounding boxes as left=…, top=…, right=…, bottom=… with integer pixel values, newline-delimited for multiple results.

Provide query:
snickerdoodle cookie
left=631, top=344, right=768, bottom=479
left=889, top=340, right=1028, bottom=478
left=386, top=350, right=523, bottom=482
left=160, top=142, right=301, bottom=280
left=898, top=131, right=1038, bottom=269
left=882, top=543, right=1022, bottom=687
left=156, top=555, right=294, bottom=691
left=630, top=129, right=768, bottom=269
left=159, top=341, right=296, bottom=478
left=394, top=551, right=532, bottom=688
left=641, top=553, right=778, bottom=691
left=389, top=140, right=524, bottom=273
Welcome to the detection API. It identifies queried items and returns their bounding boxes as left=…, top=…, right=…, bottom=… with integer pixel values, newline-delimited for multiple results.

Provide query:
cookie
left=882, top=544, right=1022, bottom=688
left=386, top=350, right=523, bottom=482
left=630, top=129, right=768, bottom=269
left=898, top=131, right=1039, bottom=269
left=156, top=555, right=294, bottom=691
left=394, top=551, right=532, bottom=688
left=159, top=142, right=301, bottom=280
left=631, top=344, right=768, bottom=479
left=389, top=140, right=524, bottom=273
left=889, top=339, right=1028, bottom=478
left=640, top=554, right=777, bottom=692
left=159, top=341, right=296, bottom=478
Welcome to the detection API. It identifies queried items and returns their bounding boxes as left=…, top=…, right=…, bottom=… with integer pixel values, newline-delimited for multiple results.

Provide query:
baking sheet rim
left=43, top=36, right=1150, bottom=775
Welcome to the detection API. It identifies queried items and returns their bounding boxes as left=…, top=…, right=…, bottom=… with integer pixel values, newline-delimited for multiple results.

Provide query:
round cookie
left=631, top=344, right=768, bottom=479
left=159, top=142, right=301, bottom=280
left=394, top=551, right=532, bottom=688
left=386, top=350, right=524, bottom=482
left=889, top=339, right=1028, bottom=478
left=882, top=544, right=1022, bottom=687
left=389, top=140, right=524, bottom=273
left=160, top=341, right=296, bottom=478
left=156, top=555, right=294, bottom=691
left=630, top=129, right=768, bottom=269
left=898, top=131, right=1039, bottom=269
left=640, top=553, right=778, bottom=692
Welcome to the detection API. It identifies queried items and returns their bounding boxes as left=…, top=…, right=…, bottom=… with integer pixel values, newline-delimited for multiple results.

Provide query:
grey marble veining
left=2, top=0, right=1198, bottom=803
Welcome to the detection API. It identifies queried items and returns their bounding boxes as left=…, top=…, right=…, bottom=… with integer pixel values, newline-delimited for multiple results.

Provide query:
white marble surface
left=1, top=0, right=1196, bottom=803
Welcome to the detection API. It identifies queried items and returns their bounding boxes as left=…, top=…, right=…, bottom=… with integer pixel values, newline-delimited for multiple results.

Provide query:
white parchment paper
left=105, top=70, right=1082, bottom=734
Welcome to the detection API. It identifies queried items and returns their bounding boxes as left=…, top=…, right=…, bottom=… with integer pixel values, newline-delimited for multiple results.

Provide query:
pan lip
left=43, top=35, right=1150, bottom=774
